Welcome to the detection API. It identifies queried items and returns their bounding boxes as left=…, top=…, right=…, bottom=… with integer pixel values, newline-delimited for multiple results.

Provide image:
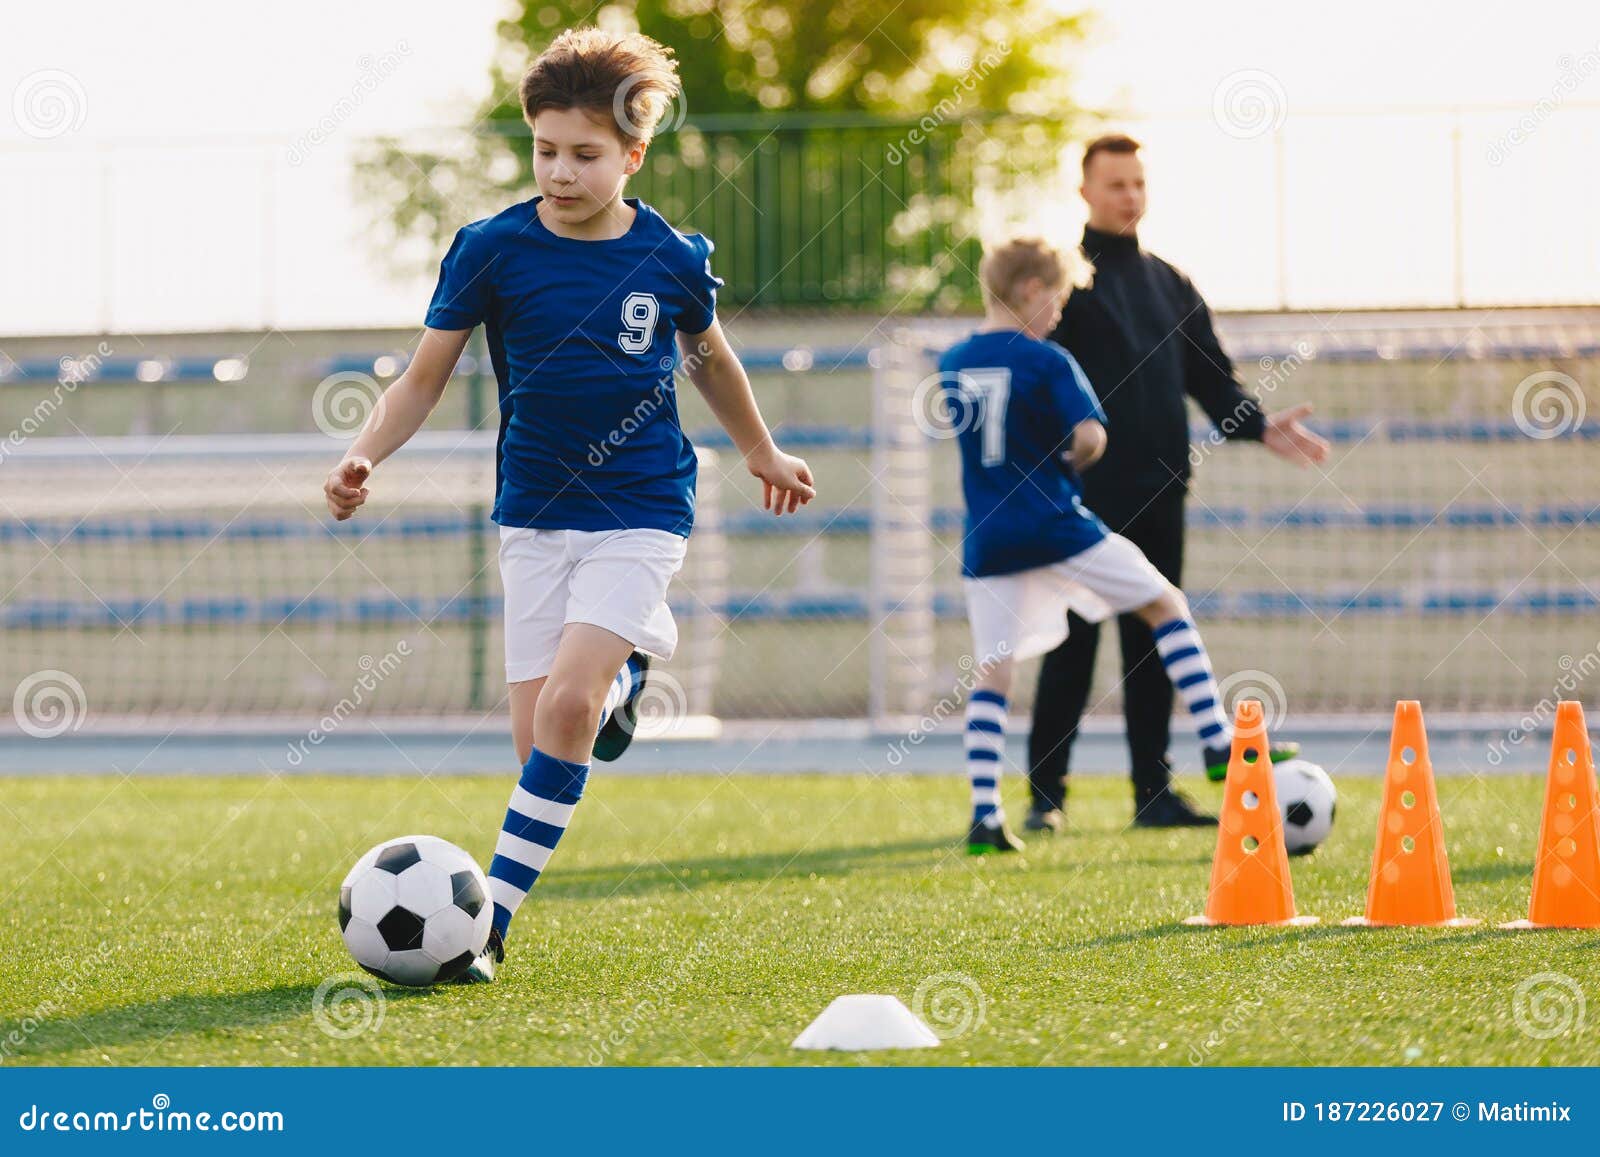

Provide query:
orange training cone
left=1184, top=700, right=1317, bottom=927
left=1344, top=700, right=1477, bottom=927
left=1501, top=701, right=1600, bottom=929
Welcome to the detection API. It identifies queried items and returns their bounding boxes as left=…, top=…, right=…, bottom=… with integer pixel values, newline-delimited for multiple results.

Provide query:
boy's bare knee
left=538, top=680, right=604, bottom=733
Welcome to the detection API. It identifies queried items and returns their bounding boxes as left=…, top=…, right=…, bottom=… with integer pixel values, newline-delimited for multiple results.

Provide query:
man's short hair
left=520, top=27, right=682, bottom=144
left=1081, top=132, right=1141, bottom=176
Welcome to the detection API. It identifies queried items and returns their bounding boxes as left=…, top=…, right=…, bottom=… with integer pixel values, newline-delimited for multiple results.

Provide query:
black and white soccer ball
left=338, top=835, right=492, bottom=986
left=1273, top=759, right=1337, bottom=856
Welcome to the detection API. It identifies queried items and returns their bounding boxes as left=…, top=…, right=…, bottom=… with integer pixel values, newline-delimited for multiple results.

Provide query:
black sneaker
left=1133, top=790, right=1218, bottom=828
left=454, top=926, right=505, bottom=984
left=593, top=652, right=649, bottom=763
left=1204, top=739, right=1300, bottom=783
left=1023, top=806, right=1064, bottom=835
left=967, top=820, right=1025, bottom=855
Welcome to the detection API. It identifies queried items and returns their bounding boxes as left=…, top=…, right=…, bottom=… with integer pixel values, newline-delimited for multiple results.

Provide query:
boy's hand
left=325, top=457, right=372, bottom=521
left=747, top=444, right=815, bottom=516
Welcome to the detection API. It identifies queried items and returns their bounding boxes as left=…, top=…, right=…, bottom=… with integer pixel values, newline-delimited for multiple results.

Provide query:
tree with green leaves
left=357, top=1, right=1089, bottom=309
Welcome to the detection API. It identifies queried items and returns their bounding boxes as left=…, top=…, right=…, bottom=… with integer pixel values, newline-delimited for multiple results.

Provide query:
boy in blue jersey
left=322, top=28, right=815, bottom=978
left=942, top=238, right=1294, bottom=853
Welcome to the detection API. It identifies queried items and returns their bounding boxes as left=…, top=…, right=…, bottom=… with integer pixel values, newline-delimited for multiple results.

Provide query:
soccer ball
left=338, top=835, right=492, bottom=986
left=1273, top=759, right=1337, bottom=856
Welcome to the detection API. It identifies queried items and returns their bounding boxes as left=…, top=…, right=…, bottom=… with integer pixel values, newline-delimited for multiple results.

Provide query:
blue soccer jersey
left=425, top=196, right=723, bottom=536
left=938, top=330, right=1110, bottom=578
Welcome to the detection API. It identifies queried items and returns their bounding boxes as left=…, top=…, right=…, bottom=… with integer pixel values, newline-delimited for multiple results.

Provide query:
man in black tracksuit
left=1027, top=134, right=1328, bottom=830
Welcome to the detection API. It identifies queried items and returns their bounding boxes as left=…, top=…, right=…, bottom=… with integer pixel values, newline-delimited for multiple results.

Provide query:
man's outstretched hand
left=1262, top=402, right=1330, bottom=466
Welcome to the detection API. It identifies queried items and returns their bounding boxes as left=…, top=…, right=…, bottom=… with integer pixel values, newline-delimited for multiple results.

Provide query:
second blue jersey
left=938, top=330, right=1110, bottom=578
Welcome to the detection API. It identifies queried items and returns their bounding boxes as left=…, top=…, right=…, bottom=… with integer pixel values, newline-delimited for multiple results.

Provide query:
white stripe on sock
left=493, top=829, right=555, bottom=873
left=489, top=876, right=528, bottom=912
left=508, top=788, right=576, bottom=828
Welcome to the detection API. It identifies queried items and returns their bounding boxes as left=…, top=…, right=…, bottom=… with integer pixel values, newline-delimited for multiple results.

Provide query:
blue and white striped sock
left=487, top=746, right=589, bottom=940
left=597, top=654, right=644, bottom=733
left=966, top=689, right=1007, bottom=829
left=1152, top=618, right=1230, bottom=750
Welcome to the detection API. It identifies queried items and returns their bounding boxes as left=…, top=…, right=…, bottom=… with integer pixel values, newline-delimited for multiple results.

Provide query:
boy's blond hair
left=520, top=27, right=682, bottom=144
left=979, top=237, right=1091, bottom=310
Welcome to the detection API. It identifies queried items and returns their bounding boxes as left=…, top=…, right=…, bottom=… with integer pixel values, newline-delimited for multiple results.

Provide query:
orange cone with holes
left=1500, top=701, right=1600, bottom=930
left=1184, top=700, right=1317, bottom=927
left=1344, top=701, right=1477, bottom=927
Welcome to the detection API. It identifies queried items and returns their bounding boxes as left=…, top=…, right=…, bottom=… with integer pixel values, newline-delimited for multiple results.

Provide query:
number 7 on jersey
left=956, top=367, right=1011, bottom=466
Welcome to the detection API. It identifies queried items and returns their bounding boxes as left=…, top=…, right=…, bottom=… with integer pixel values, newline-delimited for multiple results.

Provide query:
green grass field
left=1, top=770, right=1591, bottom=1067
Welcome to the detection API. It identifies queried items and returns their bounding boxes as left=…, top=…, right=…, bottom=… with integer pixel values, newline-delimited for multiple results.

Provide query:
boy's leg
left=487, top=623, right=634, bottom=944
left=509, top=678, right=546, bottom=766
left=1135, top=592, right=1298, bottom=781
left=966, top=659, right=1025, bottom=853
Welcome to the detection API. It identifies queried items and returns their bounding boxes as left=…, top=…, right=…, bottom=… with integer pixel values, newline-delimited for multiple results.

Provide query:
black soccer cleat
left=1132, top=789, right=1218, bottom=828
left=593, top=651, right=649, bottom=763
left=455, top=926, right=505, bottom=984
left=1204, top=739, right=1300, bottom=783
left=1023, top=806, right=1064, bottom=835
left=967, top=820, right=1026, bottom=855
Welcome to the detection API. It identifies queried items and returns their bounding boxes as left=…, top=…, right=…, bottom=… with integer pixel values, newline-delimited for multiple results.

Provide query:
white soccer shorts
left=962, top=533, right=1170, bottom=664
left=498, top=525, right=688, bottom=683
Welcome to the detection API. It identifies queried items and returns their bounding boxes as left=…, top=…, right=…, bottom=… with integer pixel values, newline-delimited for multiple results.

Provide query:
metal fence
left=5, top=104, right=1597, bottom=335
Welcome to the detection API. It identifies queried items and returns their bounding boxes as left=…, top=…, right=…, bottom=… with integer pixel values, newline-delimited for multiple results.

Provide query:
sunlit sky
left=3, top=0, right=1596, bottom=333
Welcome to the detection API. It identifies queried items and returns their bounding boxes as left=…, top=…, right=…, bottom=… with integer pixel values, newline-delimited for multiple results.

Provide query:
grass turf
left=0, top=770, right=1591, bottom=1066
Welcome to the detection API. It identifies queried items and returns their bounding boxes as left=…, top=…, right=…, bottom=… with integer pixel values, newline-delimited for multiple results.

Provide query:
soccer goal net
left=872, top=312, right=1600, bottom=725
